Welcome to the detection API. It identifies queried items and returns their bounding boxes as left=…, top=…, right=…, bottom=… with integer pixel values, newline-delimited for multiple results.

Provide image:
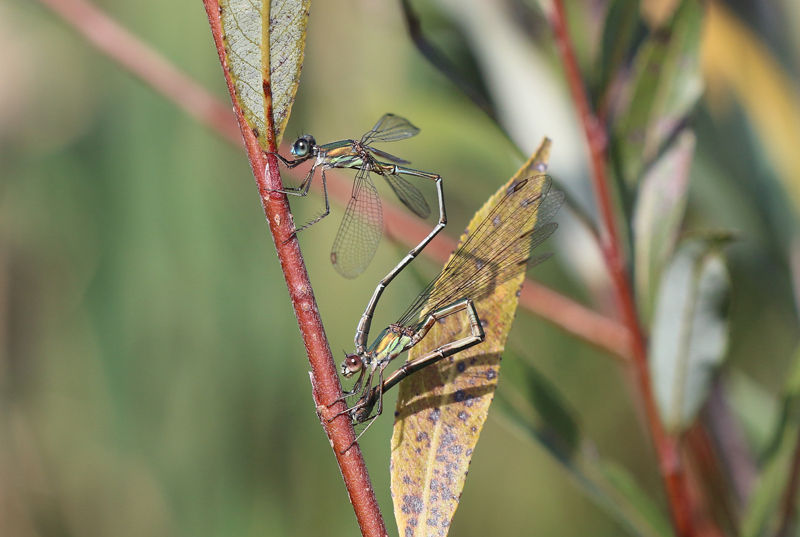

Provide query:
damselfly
left=272, top=114, right=445, bottom=278
left=335, top=175, right=564, bottom=438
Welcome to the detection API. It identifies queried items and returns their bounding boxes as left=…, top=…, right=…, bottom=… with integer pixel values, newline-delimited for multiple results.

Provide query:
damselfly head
left=341, top=353, right=363, bottom=378
left=291, top=135, right=316, bottom=158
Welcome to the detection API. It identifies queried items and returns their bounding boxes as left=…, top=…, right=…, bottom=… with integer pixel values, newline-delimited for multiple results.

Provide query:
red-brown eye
left=344, top=354, right=362, bottom=373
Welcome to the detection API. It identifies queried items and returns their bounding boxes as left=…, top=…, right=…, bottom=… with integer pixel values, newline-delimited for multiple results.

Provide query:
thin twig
left=200, top=3, right=387, bottom=535
left=397, top=0, right=604, bottom=249
left=544, top=0, right=698, bottom=535
left=36, top=0, right=242, bottom=146
left=39, top=0, right=389, bottom=529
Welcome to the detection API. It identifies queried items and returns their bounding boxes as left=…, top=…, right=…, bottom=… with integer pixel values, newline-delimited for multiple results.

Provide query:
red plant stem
left=39, top=0, right=388, bottom=532
left=545, top=0, right=696, bottom=535
left=37, top=0, right=242, bottom=146
left=199, top=3, right=387, bottom=536
left=776, top=426, right=800, bottom=537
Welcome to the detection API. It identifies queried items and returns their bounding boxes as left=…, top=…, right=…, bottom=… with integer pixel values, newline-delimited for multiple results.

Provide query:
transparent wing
left=381, top=172, right=431, bottom=219
left=367, top=146, right=411, bottom=166
left=331, top=167, right=383, bottom=279
left=361, top=114, right=420, bottom=145
left=398, top=175, right=564, bottom=326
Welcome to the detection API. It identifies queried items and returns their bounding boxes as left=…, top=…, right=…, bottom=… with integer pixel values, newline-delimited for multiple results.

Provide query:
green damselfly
left=272, top=114, right=445, bottom=278
left=335, top=175, right=564, bottom=440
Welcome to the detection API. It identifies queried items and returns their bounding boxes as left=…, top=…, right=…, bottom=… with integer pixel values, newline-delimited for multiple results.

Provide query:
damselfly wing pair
left=273, top=114, right=445, bottom=279
left=274, top=117, right=563, bottom=441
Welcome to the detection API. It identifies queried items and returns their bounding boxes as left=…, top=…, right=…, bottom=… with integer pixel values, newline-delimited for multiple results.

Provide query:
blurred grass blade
left=497, top=348, right=580, bottom=457
left=219, top=0, right=310, bottom=148
left=741, top=347, right=800, bottom=537
left=650, top=237, right=732, bottom=433
left=596, top=0, right=641, bottom=104
left=519, top=355, right=580, bottom=457
left=599, top=462, right=674, bottom=537
left=390, top=139, right=552, bottom=537
left=496, top=354, right=671, bottom=537
left=633, top=129, right=696, bottom=323
left=613, top=0, right=703, bottom=185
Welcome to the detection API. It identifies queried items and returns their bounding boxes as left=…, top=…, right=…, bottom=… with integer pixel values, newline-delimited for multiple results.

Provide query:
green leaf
left=742, top=347, right=800, bottom=537
left=633, top=129, right=696, bottom=323
left=596, top=0, right=641, bottom=102
left=727, top=371, right=779, bottom=456
left=219, top=0, right=310, bottom=149
left=613, top=0, right=703, bottom=185
left=498, top=350, right=581, bottom=459
left=600, top=462, right=674, bottom=537
left=390, top=138, right=553, bottom=537
left=650, top=237, right=732, bottom=434
left=521, top=358, right=580, bottom=456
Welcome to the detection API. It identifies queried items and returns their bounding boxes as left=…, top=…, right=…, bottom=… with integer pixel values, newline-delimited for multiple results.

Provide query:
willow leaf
left=219, top=0, right=309, bottom=148
left=390, top=138, right=553, bottom=537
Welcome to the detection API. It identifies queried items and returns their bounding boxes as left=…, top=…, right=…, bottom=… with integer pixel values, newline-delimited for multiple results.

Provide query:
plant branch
left=544, top=0, right=697, bottom=535
left=35, top=0, right=242, bottom=146
left=200, top=3, right=387, bottom=535
left=41, top=0, right=389, bottom=532
left=397, top=0, right=605, bottom=261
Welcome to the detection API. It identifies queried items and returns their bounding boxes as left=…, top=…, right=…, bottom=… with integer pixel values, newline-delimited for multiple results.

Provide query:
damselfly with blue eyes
left=333, top=175, right=564, bottom=440
left=271, top=114, right=445, bottom=279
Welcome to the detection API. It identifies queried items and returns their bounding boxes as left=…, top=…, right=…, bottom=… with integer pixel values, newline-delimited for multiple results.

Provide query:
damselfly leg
left=337, top=175, right=564, bottom=442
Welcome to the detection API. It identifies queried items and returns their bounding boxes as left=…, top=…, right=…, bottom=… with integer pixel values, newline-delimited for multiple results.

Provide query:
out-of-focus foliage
left=741, top=348, right=800, bottom=537
left=633, top=129, right=694, bottom=321
left=612, top=0, right=704, bottom=186
left=649, top=237, right=731, bottom=433
left=3, top=0, right=800, bottom=535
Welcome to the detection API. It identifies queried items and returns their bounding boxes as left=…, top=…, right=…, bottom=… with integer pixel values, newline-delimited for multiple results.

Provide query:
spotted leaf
left=390, top=138, right=554, bottom=537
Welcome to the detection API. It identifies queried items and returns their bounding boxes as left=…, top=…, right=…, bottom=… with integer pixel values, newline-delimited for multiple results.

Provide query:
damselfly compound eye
left=341, top=353, right=363, bottom=378
left=345, top=354, right=362, bottom=372
left=292, top=137, right=310, bottom=157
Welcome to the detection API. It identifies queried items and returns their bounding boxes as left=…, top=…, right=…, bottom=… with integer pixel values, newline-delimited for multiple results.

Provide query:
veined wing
left=398, top=175, right=564, bottom=326
left=331, top=167, right=383, bottom=279
left=367, top=146, right=411, bottom=166
left=381, top=172, right=431, bottom=219
left=361, top=114, right=420, bottom=145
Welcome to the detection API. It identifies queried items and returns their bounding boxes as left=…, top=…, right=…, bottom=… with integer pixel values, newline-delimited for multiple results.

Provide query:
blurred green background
left=3, top=0, right=800, bottom=535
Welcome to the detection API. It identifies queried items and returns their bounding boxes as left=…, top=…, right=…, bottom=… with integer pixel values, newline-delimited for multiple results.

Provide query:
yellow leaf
left=219, top=0, right=309, bottom=149
left=702, top=0, right=800, bottom=212
left=390, top=139, right=553, bottom=537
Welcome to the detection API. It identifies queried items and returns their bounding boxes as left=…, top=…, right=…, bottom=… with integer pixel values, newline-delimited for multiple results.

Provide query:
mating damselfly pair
left=273, top=116, right=563, bottom=440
